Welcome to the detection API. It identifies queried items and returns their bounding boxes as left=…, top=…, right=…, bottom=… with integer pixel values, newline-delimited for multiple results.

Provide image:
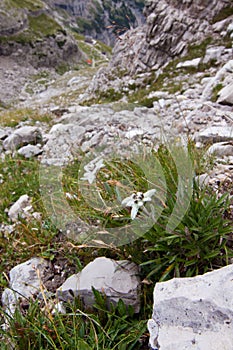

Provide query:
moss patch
left=211, top=83, right=224, bottom=102
left=0, top=108, right=53, bottom=127
left=28, top=13, right=62, bottom=38
left=4, top=0, right=44, bottom=11
left=0, top=9, right=63, bottom=45
left=81, top=88, right=124, bottom=106
left=211, top=5, right=233, bottom=24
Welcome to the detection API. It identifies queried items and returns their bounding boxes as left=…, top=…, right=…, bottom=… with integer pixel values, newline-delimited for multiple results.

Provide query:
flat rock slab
left=148, top=264, right=233, bottom=350
left=17, top=144, right=42, bottom=158
left=57, top=257, right=141, bottom=312
left=195, top=126, right=233, bottom=144
left=207, top=141, right=233, bottom=157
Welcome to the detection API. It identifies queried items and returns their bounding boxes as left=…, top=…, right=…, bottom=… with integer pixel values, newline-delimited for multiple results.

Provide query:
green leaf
left=116, top=299, right=127, bottom=317
left=76, top=340, right=91, bottom=350
left=92, top=287, right=107, bottom=310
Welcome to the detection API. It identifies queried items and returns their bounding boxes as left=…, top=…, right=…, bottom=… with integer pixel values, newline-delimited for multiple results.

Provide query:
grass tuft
left=0, top=140, right=232, bottom=348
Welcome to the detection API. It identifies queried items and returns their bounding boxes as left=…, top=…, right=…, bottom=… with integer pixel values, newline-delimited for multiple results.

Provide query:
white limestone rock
left=227, top=21, right=233, bottom=36
left=8, top=194, right=31, bottom=222
left=195, top=173, right=211, bottom=187
left=57, top=257, right=141, bottom=312
left=176, top=58, right=201, bottom=69
left=0, top=127, right=9, bottom=140
left=2, top=257, right=51, bottom=315
left=148, top=264, right=233, bottom=350
left=41, top=123, right=86, bottom=166
left=3, top=126, right=42, bottom=151
left=17, top=144, right=42, bottom=158
left=202, top=59, right=233, bottom=100
left=217, top=82, right=233, bottom=105
left=125, top=128, right=144, bottom=139
left=203, top=46, right=225, bottom=64
left=207, top=141, right=233, bottom=157
left=195, top=126, right=233, bottom=143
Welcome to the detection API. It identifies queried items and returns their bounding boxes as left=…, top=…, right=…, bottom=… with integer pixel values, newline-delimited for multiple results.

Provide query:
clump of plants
left=61, top=141, right=232, bottom=281
left=0, top=140, right=232, bottom=349
left=1, top=292, right=148, bottom=350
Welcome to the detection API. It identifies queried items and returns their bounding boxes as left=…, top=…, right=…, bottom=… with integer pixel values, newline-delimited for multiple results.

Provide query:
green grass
left=4, top=0, right=44, bottom=11
left=95, top=40, right=112, bottom=56
left=0, top=108, right=54, bottom=127
left=28, top=13, right=62, bottom=38
left=77, top=41, right=110, bottom=65
left=211, top=83, right=224, bottom=102
left=0, top=293, right=148, bottom=349
left=211, top=5, right=233, bottom=24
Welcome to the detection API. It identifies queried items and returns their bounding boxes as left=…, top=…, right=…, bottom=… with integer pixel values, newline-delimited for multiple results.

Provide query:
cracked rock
left=148, top=264, right=233, bottom=350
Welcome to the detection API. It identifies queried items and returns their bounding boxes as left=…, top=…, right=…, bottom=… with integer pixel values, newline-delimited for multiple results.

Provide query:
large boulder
left=195, top=126, right=233, bottom=144
left=57, top=257, right=141, bottom=312
left=3, top=126, right=42, bottom=151
left=148, top=264, right=233, bottom=350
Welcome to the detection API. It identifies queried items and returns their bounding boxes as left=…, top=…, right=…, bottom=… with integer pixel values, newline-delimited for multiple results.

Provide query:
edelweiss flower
left=65, top=192, right=78, bottom=200
left=80, top=156, right=105, bottom=184
left=121, top=189, right=156, bottom=220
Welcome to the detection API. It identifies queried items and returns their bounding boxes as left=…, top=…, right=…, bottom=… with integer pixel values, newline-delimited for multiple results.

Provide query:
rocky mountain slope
left=86, top=0, right=233, bottom=98
left=111, top=0, right=233, bottom=74
left=0, top=0, right=115, bottom=105
left=0, top=0, right=82, bottom=68
left=0, top=0, right=145, bottom=71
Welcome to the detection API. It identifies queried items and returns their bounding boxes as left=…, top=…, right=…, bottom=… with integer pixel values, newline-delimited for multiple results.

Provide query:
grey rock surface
left=114, top=0, right=229, bottom=74
left=2, top=257, right=51, bottom=315
left=202, top=46, right=227, bottom=65
left=207, top=141, right=233, bottom=157
left=202, top=59, right=233, bottom=101
left=148, top=264, right=233, bottom=350
left=195, top=126, right=233, bottom=144
left=0, top=127, right=9, bottom=140
left=217, top=82, right=233, bottom=105
left=57, top=257, right=141, bottom=312
left=8, top=194, right=31, bottom=222
left=17, top=144, right=42, bottom=158
left=41, top=104, right=172, bottom=166
left=49, top=0, right=145, bottom=47
left=3, top=126, right=42, bottom=151
left=42, top=123, right=86, bottom=165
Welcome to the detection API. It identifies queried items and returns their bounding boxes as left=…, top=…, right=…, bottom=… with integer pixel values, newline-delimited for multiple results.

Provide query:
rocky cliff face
left=86, top=0, right=233, bottom=97
left=0, top=0, right=145, bottom=70
left=110, top=0, right=232, bottom=74
left=49, top=0, right=145, bottom=46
